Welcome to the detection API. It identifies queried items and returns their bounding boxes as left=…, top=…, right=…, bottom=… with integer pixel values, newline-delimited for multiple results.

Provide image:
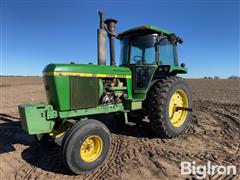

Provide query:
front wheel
left=61, top=119, right=111, bottom=175
left=147, top=76, right=192, bottom=138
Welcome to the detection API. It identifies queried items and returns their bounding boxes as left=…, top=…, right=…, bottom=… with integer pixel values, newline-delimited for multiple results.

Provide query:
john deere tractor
left=19, top=11, right=192, bottom=174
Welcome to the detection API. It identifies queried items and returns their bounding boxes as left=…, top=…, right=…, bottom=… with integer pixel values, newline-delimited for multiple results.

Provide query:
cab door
left=131, top=65, right=157, bottom=93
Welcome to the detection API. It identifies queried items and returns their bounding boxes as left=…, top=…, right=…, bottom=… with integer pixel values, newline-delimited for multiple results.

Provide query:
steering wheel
left=133, top=56, right=143, bottom=64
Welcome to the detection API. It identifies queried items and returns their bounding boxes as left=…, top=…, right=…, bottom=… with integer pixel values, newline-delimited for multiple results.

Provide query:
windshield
left=159, top=39, right=178, bottom=65
left=130, top=34, right=157, bottom=65
left=119, top=34, right=178, bottom=66
left=120, top=34, right=157, bottom=65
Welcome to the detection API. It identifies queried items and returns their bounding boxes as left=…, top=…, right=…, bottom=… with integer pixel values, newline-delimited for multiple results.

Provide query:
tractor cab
left=117, top=25, right=185, bottom=97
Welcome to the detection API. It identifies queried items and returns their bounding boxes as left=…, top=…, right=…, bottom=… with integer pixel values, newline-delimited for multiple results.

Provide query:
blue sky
left=1, top=0, right=239, bottom=78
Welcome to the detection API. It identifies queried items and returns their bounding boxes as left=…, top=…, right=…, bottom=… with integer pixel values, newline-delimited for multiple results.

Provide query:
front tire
left=147, top=76, right=192, bottom=138
left=61, top=119, right=111, bottom=175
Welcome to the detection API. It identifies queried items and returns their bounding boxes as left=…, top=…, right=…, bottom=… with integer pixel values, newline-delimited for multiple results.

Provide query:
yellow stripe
left=44, top=71, right=132, bottom=79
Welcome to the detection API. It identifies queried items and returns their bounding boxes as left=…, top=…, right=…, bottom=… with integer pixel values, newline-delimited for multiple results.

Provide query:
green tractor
left=18, top=11, right=192, bottom=174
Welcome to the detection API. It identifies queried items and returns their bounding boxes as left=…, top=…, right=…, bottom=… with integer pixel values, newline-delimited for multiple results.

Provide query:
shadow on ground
left=0, top=114, right=70, bottom=174
left=80, top=114, right=158, bottom=138
left=0, top=113, right=32, bottom=153
left=0, top=113, right=158, bottom=175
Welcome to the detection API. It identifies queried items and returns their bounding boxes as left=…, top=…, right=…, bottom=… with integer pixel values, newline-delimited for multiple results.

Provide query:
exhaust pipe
left=97, top=10, right=106, bottom=65
left=104, top=18, right=117, bottom=66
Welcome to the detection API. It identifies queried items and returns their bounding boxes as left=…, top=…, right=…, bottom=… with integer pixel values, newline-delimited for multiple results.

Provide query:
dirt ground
left=0, top=77, right=239, bottom=179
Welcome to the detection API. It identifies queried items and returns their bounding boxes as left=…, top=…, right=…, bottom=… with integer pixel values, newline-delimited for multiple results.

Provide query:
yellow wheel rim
left=169, top=89, right=188, bottom=127
left=80, top=135, right=103, bottom=163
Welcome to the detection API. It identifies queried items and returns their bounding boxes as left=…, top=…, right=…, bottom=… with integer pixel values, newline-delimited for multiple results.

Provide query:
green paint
left=130, top=65, right=158, bottom=100
left=123, top=100, right=142, bottom=110
left=18, top=104, right=56, bottom=134
left=59, top=103, right=124, bottom=119
left=46, top=109, right=58, bottom=119
left=43, top=63, right=132, bottom=77
left=18, top=103, right=126, bottom=134
left=98, top=79, right=104, bottom=98
left=126, top=78, right=133, bottom=99
left=132, top=93, right=146, bottom=101
left=170, top=65, right=188, bottom=74
left=131, top=101, right=142, bottom=110
left=56, top=76, right=70, bottom=110
left=44, top=75, right=70, bottom=111
left=117, top=25, right=171, bottom=39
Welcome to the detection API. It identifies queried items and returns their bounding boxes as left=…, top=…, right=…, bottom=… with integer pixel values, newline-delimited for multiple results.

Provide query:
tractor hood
left=43, top=63, right=132, bottom=79
left=42, top=64, right=132, bottom=111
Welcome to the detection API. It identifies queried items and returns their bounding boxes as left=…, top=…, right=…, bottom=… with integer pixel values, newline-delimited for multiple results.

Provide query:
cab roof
left=117, top=25, right=171, bottom=39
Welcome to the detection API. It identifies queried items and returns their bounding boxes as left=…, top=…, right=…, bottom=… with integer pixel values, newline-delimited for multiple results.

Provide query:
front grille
left=70, top=76, right=99, bottom=110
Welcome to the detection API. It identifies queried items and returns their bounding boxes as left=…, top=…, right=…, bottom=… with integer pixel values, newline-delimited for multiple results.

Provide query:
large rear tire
left=147, top=76, right=192, bottom=138
left=61, top=119, right=111, bottom=175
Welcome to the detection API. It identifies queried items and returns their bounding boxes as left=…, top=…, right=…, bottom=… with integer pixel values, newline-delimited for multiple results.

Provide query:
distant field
left=0, top=77, right=239, bottom=179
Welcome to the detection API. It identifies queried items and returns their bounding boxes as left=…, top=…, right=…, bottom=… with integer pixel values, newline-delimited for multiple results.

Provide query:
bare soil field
left=0, top=77, right=239, bottom=179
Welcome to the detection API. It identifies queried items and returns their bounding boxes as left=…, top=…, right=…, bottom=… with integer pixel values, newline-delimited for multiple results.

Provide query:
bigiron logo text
left=181, top=161, right=237, bottom=179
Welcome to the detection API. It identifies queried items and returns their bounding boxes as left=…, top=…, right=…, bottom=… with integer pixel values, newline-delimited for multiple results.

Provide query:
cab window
left=159, top=39, right=177, bottom=65
left=129, top=34, right=157, bottom=65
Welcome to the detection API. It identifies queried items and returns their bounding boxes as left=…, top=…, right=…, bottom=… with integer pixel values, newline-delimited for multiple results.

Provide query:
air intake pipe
left=97, top=10, right=106, bottom=65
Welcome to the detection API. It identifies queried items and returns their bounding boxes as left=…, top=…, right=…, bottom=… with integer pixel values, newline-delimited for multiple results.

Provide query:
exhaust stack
left=104, top=18, right=117, bottom=66
left=97, top=10, right=106, bottom=65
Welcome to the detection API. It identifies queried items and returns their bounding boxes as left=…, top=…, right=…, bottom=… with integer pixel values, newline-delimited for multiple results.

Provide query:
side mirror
left=180, top=63, right=185, bottom=67
left=168, top=33, right=183, bottom=44
left=168, top=33, right=177, bottom=42
left=177, top=37, right=183, bottom=44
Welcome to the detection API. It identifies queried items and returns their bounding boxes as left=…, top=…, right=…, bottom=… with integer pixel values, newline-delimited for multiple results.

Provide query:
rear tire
left=147, top=76, right=192, bottom=138
left=61, top=119, right=111, bottom=175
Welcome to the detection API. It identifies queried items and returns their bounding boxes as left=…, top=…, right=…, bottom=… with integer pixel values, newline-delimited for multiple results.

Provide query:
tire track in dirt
left=1, top=98, right=240, bottom=179
left=186, top=100, right=240, bottom=179
left=107, top=100, right=240, bottom=179
left=117, top=100, right=238, bottom=179
left=0, top=115, right=52, bottom=180
left=0, top=114, right=125, bottom=180
left=0, top=115, right=40, bottom=180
